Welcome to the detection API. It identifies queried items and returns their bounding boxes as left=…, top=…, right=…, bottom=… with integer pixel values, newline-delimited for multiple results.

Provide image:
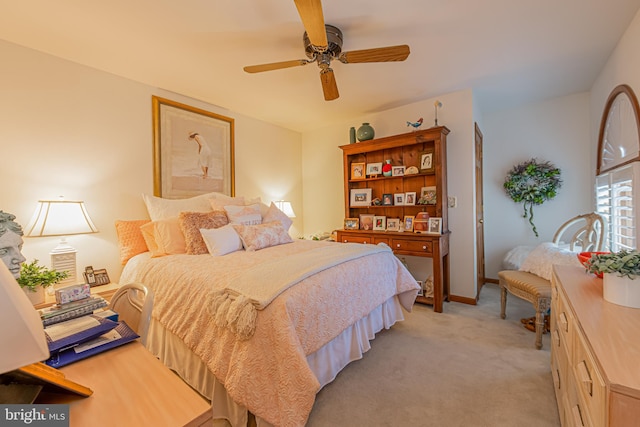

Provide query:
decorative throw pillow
left=232, top=221, right=294, bottom=251
left=179, top=211, right=229, bottom=255
left=519, top=242, right=581, bottom=280
left=224, top=203, right=262, bottom=226
left=140, top=217, right=187, bottom=257
left=115, top=219, right=151, bottom=265
left=200, top=224, right=243, bottom=256
left=142, top=192, right=222, bottom=221
left=262, top=202, right=293, bottom=231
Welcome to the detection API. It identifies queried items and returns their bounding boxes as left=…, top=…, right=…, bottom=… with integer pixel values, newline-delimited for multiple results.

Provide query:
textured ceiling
left=1, top=0, right=639, bottom=132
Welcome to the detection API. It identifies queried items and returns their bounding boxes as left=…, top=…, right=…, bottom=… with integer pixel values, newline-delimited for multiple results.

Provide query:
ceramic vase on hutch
left=603, top=273, right=640, bottom=308
left=356, top=123, right=375, bottom=141
left=382, top=160, right=392, bottom=176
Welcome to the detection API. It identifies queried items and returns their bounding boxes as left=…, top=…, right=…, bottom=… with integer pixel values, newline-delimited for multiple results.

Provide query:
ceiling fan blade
left=339, top=45, right=410, bottom=64
left=320, top=68, right=339, bottom=101
left=243, top=59, right=309, bottom=73
left=294, top=0, right=328, bottom=48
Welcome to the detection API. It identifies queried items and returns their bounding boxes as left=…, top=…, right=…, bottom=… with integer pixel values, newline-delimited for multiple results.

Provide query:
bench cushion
left=498, top=270, right=552, bottom=299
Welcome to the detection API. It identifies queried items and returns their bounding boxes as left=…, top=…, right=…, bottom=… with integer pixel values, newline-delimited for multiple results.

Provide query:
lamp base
left=50, top=239, right=77, bottom=287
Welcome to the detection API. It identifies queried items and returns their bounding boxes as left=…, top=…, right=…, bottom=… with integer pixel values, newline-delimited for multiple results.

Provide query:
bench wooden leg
left=535, top=309, right=544, bottom=350
left=500, top=285, right=507, bottom=319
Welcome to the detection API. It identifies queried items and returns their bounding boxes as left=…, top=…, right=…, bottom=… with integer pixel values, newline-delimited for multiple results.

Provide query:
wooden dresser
left=550, top=265, right=640, bottom=426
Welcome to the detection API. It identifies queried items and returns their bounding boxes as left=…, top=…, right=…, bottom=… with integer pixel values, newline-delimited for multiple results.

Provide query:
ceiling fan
left=243, top=0, right=410, bottom=101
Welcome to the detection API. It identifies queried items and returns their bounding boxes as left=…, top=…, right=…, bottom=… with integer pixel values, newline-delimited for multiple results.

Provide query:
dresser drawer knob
left=396, top=244, right=401, bottom=248
left=422, top=245, right=427, bottom=250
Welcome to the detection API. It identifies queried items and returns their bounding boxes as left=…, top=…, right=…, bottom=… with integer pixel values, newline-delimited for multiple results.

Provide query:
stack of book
left=39, top=296, right=108, bottom=326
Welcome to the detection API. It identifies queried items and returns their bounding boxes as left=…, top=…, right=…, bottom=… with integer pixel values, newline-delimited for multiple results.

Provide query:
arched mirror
left=597, top=84, right=640, bottom=175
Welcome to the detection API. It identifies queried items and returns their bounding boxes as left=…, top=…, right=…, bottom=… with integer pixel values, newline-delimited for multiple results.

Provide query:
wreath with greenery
left=503, top=158, right=562, bottom=237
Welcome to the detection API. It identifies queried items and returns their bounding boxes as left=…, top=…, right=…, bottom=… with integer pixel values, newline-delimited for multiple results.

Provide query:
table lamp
left=24, top=198, right=98, bottom=287
left=274, top=201, right=296, bottom=218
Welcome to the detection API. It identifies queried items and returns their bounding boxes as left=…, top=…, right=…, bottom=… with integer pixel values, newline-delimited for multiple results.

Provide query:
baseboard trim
left=485, top=277, right=499, bottom=284
left=449, top=295, right=477, bottom=305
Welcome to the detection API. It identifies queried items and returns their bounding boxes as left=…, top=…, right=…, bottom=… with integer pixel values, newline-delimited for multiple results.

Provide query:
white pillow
left=200, top=225, right=243, bottom=256
left=262, top=202, right=293, bottom=231
left=224, top=203, right=262, bottom=225
left=142, top=192, right=221, bottom=221
left=519, top=242, right=581, bottom=280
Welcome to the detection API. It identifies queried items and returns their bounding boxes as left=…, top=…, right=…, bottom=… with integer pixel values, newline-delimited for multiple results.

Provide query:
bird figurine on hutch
left=406, top=117, right=423, bottom=131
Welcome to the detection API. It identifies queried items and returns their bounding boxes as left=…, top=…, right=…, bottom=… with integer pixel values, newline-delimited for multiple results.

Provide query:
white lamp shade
left=0, top=262, right=50, bottom=374
left=24, top=200, right=98, bottom=237
left=274, top=201, right=296, bottom=218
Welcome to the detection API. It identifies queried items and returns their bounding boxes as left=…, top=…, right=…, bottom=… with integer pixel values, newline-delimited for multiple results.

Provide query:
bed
left=116, top=193, right=419, bottom=426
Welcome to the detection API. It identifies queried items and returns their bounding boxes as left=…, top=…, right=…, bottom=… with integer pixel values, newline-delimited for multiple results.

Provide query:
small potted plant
left=17, top=259, right=69, bottom=305
left=585, top=250, right=640, bottom=309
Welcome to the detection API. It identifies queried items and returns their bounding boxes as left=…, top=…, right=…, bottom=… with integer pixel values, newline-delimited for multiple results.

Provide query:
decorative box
left=55, top=283, right=91, bottom=305
left=413, top=212, right=430, bottom=233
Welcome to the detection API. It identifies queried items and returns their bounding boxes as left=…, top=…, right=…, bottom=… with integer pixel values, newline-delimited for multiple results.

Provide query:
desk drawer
left=391, top=239, right=432, bottom=254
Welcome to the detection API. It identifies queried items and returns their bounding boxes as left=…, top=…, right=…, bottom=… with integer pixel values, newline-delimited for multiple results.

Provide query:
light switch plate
left=448, top=196, right=457, bottom=208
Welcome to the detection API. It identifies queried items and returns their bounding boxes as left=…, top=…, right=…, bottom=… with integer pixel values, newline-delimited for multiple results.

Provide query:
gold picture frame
left=152, top=96, right=235, bottom=198
left=350, top=162, right=366, bottom=180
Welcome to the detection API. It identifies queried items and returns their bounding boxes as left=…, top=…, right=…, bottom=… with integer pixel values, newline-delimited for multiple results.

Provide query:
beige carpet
left=305, top=283, right=560, bottom=426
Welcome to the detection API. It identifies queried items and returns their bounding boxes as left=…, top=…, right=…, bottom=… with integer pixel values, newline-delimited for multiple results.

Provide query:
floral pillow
left=232, top=221, right=294, bottom=251
left=179, top=210, right=229, bottom=255
left=262, top=202, right=293, bottom=231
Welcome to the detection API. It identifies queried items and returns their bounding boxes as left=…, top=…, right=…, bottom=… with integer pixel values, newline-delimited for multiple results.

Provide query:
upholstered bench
left=498, top=270, right=551, bottom=350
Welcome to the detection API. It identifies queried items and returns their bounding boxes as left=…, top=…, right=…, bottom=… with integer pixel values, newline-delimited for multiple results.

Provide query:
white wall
left=0, top=40, right=302, bottom=282
left=482, top=93, right=592, bottom=278
left=590, top=9, right=640, bottom=173
left=301, top=90, right=480, bottom=300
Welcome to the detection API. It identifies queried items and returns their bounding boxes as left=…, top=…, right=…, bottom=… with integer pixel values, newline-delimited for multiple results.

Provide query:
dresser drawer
left=573, top=329, right=606, bottom=427
left=554, top=289, right=574, bottom=351
left=339, top=235, right=373, bottom=244
left=391, top=239, right=432, bottom=254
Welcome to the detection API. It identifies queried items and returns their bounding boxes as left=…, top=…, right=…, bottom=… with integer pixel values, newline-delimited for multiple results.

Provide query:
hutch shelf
left=336, top=127, right=450, bottom=312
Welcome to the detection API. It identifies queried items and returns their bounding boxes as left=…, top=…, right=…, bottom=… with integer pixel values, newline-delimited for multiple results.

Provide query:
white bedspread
left=120, top=240, right=418, bottom=427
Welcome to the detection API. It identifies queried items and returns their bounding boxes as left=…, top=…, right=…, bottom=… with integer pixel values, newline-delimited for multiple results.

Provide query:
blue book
left=44, top=321, right=139, bottom=368
left=45, top=315, right=119, bottom=354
